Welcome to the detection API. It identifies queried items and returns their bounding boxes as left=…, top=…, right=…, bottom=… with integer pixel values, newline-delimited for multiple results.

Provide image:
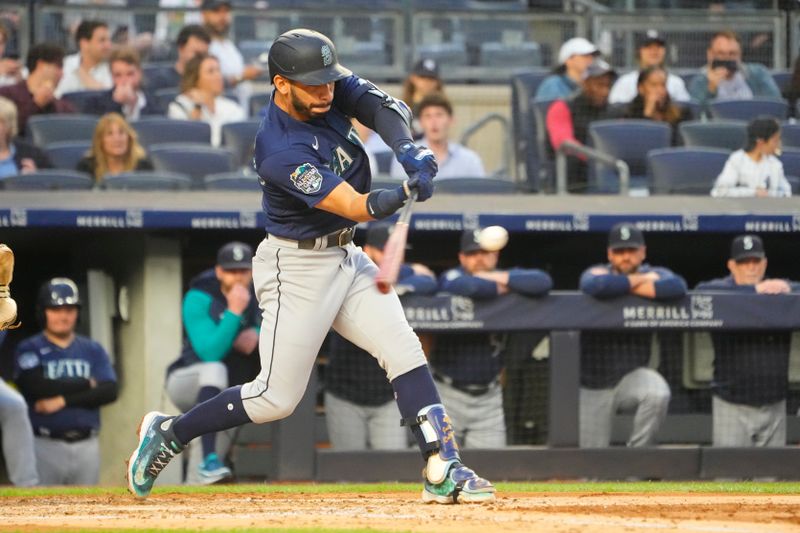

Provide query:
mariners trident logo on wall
left=290, top=163, right=324, bottom=194
left=321, top=45, right=333, bottom=66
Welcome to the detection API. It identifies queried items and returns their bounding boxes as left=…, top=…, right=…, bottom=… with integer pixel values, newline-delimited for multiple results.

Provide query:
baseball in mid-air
left=478, top=226, right=509, bottom=252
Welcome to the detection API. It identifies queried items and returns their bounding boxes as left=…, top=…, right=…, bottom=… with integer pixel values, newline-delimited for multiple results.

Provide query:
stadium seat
left=203, top=170, right=262, bottom=191
left=26, top=114, right=98, bottom=146
left=479, top=42, right=542, bottom=68
left=589, top=119, right=673, bottom=193
left=374, top=151, right=394, bottom=175
left=679, top=120, right=747, bottom=151
left=415, top=43, right=469, bottom=69
left=1, top=170, right=94, bottom=190
left=338, top=41, right=389, bottom=67
left=434, top=177, right=518, bottom=194
left=531, top=98, right=556, bottom=190
left=677, top=100, right=703, bottom=121
left=60, top=90, right=110, bottom=114
left=45, top=141, right=91, bottom=170
left=149, top=143, right=236, bottom=186
left=709, top=99, right=789, bottom=121
left=647, top=147, right=731, bottom=195
left=787, top=175, right=800, bottom=195
left=771, top=70, right=792, bottom=93
left=132, top=118, right=211, bottom=148
left=778, top=148, right=800, bottom=182
left=141, top=62, right=174, bottom=88
left=780, top=123, right=800, bottom=149
left=237, top=40, right=270, bottom=64
left=154, top=87, right=180, bottom=112
left=221, top=120, right=260, bottom=167
left=510, top=69, right=550, bottom=189
left=249, top=92, right=272, bottom=117
left=103, top=171, right=193, bottom=191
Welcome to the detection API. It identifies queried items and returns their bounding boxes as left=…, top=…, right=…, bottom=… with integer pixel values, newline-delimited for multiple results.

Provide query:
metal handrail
left=555, top=140, right=630, bottom=195
left=459, top=113, right=512, bottom=179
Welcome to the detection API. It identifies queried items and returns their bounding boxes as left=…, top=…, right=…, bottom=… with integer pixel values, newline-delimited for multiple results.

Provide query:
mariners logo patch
left=321, top=45, right=333, bottom=66
left=290, top=163, right=324, bottom=194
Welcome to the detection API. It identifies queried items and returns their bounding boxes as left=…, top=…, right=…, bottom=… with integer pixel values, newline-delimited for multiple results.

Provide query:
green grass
left=2, top=480, right=800, bottom=498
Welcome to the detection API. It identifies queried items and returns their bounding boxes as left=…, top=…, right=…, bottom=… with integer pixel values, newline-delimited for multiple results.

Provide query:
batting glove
left=396, top=142, right=437, bottom=202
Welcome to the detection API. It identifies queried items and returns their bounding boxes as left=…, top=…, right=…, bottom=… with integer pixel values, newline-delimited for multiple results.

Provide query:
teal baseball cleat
left=126, top=411, right=184, bottom=498
left=422, top=462, right=496, bottom=504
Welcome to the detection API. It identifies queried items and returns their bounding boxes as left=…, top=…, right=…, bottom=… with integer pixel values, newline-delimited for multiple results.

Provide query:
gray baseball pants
left=324, top=391, right=408, bottom=450
left=34, top=436, right=98, bottom=485
left=241, top=239, right=427, bottom=424
left=0, top=379, right=38, bottom=486
left=713, top=396, right=786, bottom=447
left=579, top=367, right=671, bottom=448
left=436, top=381, right=506, bottom=449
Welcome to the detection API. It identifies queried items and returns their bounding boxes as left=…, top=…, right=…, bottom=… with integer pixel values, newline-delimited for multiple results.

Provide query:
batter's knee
left=241, top=380, right=305, bottom=425
left=197, top=361, right=228, bottom=390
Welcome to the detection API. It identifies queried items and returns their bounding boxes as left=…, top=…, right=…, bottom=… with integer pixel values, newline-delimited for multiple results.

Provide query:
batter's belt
left=266, top=226, right=355, bottom=250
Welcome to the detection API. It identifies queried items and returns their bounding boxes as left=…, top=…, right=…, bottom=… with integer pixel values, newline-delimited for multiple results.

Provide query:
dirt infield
left=2, top=491, right=800, bottom=532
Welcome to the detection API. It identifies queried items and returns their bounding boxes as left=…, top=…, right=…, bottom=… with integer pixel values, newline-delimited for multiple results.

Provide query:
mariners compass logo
left=321, top=45, right=333, bottom=66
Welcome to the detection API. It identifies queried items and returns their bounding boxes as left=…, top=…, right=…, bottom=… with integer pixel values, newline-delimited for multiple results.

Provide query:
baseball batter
left=127, top=28, right=495, bottom=504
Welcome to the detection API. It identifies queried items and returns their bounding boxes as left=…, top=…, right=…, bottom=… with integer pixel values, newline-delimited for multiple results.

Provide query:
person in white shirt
left=609, top=30, right=690, bottom=105
left=56, top=20, right=113, bottom=97
left=168, top=52, right=245, bottom=146
left=712, top=116, right=792, bottom=198
left=0, top=24, right=23, bottom=88
left=390, top=92, right=485, bottom=180
left=201, top=0, right=263, bottom=107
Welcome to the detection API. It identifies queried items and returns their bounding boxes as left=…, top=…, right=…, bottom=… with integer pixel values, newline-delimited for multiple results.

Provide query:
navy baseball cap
left=638, top=29, right=666, bottom=48
left=608, top=223, right=645, bottom=250
left=730, top=234, right=765, bottom=261
left=460, top=228, right=484, bottom=253
left=412, top=58, right=440, bottom=79
left=217, top=241, right=253, bottom=270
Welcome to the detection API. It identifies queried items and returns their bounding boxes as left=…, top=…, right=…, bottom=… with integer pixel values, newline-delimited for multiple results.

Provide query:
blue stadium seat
left=237, top=40, right=270, bottom=64
left=709, top=99, right=789, bottom=121
left=60, top=90, right=109, bottom=114
left=771, top=70, right=792, bottom=93
left=203, top=170, right=262, bottom=191
left=154, top=87, right=180, bottom=112
left=221, top=120, right=260, bottom=167
left=1, top=170, right=94, bottom=190
left=26, top=114, right=98, bottom=147
left=415, top=43, right=469, bottom=69
left=132, top=118, right=211, bottom=148
left=780, top=122, right=800, bottom=149
left=249, top=92, right=271, bottom=117
left=778, top=148, right=800, bottom=181
left=434, top=177, right=517, bottom=194
left=531, top=98, right=556, bottom=191
left=374, top=151, right=394, bottom=175
left=141, top=62, right=174, bottom=88
left=45, top=141, right=91, bottom=170
left=677, top=100, right=703, bottom=121
left=103, top=171, right=193, bottom=191
left=647, top=147, right=731, bottom=195
left=338, top=41, right=389, bottom=67
left=679, top=120, right=747, bottom=151
left=479, top=42, right=542, bottom=68
left=787, top=175, right=800, bottom=195
left=149, top=143, right=236, bottom=186
left=589, top=119, right=673, bottom=193
left=510, top=69, right=550, bottom=189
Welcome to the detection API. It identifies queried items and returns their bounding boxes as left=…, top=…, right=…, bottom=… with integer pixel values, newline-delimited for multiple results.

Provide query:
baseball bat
left=375, top=190, right=418, bottom=294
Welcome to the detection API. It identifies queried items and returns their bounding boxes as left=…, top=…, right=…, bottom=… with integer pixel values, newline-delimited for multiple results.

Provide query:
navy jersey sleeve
left=89, top=340, right=117, bottom=383
left=439, top=268, right=498, bottom=299
left=397, top=264, right=437, bottom=295
left=333, top=75, right=376, bottom=118
left=650, top=267, right=688, bottom=300
left=580, top=265, right=630, bottom=299
left=507, top=268, right=553, bottom=296
left=257, top=146, right=344, bottom=208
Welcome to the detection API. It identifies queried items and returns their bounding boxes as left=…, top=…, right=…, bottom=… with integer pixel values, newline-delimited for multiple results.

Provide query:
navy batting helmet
left=37, top=277, right=81, bottom=326
left=268, top=28, right=352, bottom=85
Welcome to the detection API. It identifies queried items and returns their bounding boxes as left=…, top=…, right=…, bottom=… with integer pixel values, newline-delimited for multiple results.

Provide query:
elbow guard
left=367, top=85, right=413, bottom=128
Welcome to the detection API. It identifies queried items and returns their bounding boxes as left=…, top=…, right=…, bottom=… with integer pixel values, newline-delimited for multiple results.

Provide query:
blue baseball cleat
left=126, top=411, right=184, bottom=498
left=198, top=453, right=233, bottom=485
left=422, top=462, right=496, bottom=504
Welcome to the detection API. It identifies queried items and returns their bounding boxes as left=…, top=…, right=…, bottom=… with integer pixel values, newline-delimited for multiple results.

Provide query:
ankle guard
left=402, top=403, right=461, bottom=484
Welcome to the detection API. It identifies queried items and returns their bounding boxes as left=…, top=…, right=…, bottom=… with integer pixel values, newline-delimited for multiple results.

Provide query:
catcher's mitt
left=0, top=244, right=20, bottom=330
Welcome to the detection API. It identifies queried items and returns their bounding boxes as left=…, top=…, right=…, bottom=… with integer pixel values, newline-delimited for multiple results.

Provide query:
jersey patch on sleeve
left=17, top=351, right=40, bottom=371
left=289, top=163, right=324, bottom=194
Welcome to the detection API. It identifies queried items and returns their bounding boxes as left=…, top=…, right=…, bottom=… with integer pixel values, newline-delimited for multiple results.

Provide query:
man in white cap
left=534, top=37, right=599, bottom=103
left=609, top=30, right=690, bottom=104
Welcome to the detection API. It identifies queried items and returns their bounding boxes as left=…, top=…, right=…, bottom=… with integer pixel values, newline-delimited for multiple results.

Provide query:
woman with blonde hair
left=76, top=112, right=153, bottom=183
left=168, top=52, right=245, bottom=146
left=0, top=96, right=51, bottom=180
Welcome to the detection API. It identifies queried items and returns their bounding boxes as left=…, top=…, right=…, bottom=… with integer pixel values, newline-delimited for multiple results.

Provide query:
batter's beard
left=291, top=91, right=327, bottom=119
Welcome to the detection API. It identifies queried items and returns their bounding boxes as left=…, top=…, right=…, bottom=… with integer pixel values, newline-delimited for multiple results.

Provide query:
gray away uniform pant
left=241, top=238, right=427, bottom=425
left=713, top=396, right=786, bottom=447
left=436, top=381, right=506, bottom=449
left=34, top=436, right=98, bottom=485
left=0, top=379, right=38, bottom=486
left=324, top=391, right=408, bottom=450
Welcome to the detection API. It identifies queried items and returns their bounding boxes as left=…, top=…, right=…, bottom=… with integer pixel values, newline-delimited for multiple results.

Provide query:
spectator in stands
left=401, top=58, right=444, bottom=115
left=76, top=112, right=153, bottom=183
left=534, top=37, right=598, bottom=103
left=434, top=228, right=552, bottom=448
left=14, top=278, right=118, bottom=485
left=165, top=242, right=260, bottom=484
left=145, top=24, right=210, bottom=93
left=168, top=52, right=246, bottom=146
left=56, top=20, right=113, bottom=97
left=623, top=66, right=690, bottom=139
left=579, top=223, right=685, bottom=448
left=0, top=96, right=52, bottom=179
left=0, top=331, right=39, bottom=486
left=609, top=30, right=690, bottom=104
left=688, top=30, right=780, bottom=106
left=325, top=223, right=437, bottom=451
left=546, top=58, right=617, bottom=192
left=390, top=93, right=485, bottom=180
left=201, top=0, right=262, bottom=104
left=81, top=47, right=161, bottom=119
left=0, top=24, right=23, bottom=88
left=783, top=55, right=800, bottom=117
left=0, top=43, right=75, bottom=137
left=711, top=116, right=791, bottom=197
left=696, top=235, right=800, bottom=447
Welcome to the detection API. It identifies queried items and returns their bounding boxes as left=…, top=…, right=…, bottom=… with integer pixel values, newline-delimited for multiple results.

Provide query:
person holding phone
left=688, top=30, right=780, bottom=106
